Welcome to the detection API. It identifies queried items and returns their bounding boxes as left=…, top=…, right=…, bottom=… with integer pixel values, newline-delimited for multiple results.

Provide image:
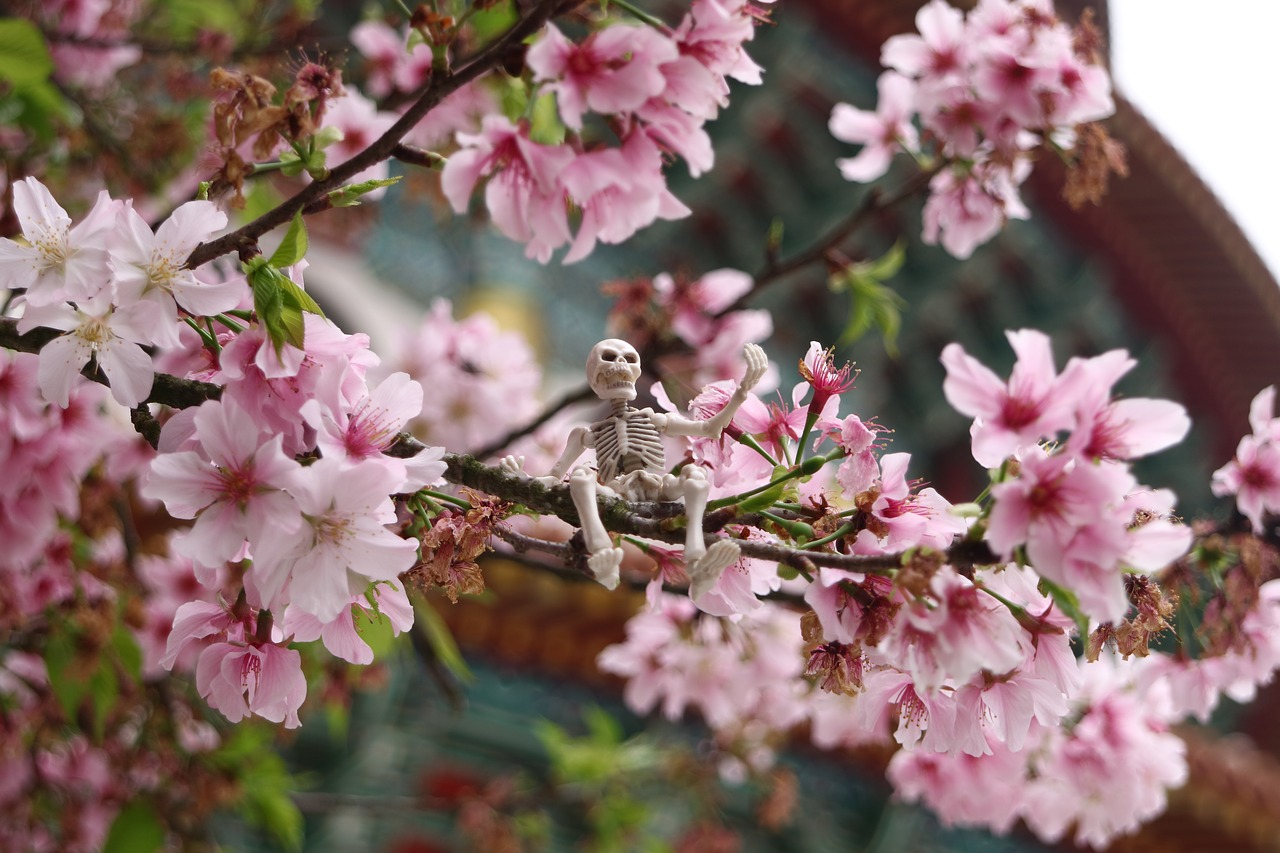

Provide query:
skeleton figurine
left=503, top=339, right=767, bottom=596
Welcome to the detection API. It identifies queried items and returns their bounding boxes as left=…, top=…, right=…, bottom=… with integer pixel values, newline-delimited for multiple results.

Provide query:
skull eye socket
left=600, top=350, right=618, bottom=362
left=623, top=353, right=638, bottom=364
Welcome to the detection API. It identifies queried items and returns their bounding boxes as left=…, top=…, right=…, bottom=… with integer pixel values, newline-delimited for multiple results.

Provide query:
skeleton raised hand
left=503, top=340, right=767, bottom=595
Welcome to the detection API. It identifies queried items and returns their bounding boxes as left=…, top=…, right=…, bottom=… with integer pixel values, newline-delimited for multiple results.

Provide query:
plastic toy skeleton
left=503, top=339, right=768, bottom=594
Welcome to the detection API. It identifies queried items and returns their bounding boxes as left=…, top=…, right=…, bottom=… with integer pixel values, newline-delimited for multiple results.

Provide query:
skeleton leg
left=677, top=467, right=740, bottom=598
left=569, top=466, right=622, bottom=590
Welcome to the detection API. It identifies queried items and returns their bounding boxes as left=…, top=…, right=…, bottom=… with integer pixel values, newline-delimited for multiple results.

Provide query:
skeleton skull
left=586, top=338, right=642, bottom=400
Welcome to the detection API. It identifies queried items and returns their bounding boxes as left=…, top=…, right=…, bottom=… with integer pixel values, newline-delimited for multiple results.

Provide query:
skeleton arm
left=548, top=426, right=591, bottom=480
left=658, top=343, right=768, bottom=440
left=499, top=425, right=592, bottom=486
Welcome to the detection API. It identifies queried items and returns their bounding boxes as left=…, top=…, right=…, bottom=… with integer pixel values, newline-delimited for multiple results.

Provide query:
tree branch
left=719, top=165, right=941, bottom=317
left=184, top=0, right=565, bottom=270
left=471, top=382, right=596, bottom=459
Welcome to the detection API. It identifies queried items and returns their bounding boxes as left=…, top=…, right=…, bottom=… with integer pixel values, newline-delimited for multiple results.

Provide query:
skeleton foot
left=587, top=547, right=623, bottom=590
left=688, top=539, right=740, bottom=599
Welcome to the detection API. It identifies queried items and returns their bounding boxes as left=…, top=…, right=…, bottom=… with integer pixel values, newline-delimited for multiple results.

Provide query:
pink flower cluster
left=830, top=0, right=1113, bottom=258
left=142, top=317, right=444, bottom=725
left=1212, top=386, right=1280, bottom=532
left=942, top=329, right=1192, bottom=622
left=0, top=178, right=449, bottom=729
left=390, top=299, right=543, bottom=453
left=889, top=655, right=1188, bottom=848
left=598, top=594, right=808, bottom=778
left=0, top=352, right=130, bottom=580
left=37, top=0, right=143, bottom=91
left=0, top=178, right=244, bottom=409
left=442, top=0, right=771, bottom=262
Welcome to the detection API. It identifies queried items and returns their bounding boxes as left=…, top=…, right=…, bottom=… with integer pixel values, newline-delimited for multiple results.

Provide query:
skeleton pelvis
left=610, top=469, right=672, bottom=501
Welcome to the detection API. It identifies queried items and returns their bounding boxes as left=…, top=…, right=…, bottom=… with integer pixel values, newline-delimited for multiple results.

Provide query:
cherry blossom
left=110, top=200, right=241, bottom=348
left=1213, top=386, right=1280, bottom=531
left=0, top=178, right=115, bottom=306
left=829, top=72, right=918, bottom=182
left=441, top=115, right=574, bottom=263
left=143, top=398, right=303, bottom=568
left=527, top=23, right=678, bottom=130
left=940, top=328, right=1085, bottom=468
left=20, top=292, right=155, bottom=408
left=195, top=641, right=307, bottom=728
left=251, top=456, right=418, bottom=622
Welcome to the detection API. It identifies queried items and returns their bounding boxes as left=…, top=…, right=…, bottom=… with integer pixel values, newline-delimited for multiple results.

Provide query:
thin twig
left=184, top=0, right=564, bottom=270
left=719, top=166, right=940, bottom=317
left=471, top=382, right=596, bottom=459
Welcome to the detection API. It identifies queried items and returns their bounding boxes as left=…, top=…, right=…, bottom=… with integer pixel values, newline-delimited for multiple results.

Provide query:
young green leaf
left=0, top=20, right=54, bottom=87
left=102, top=801, right=166, bottom=853
left=268, top=212, right=308, bottom=269
left=327, top=176, right=403, bottom=208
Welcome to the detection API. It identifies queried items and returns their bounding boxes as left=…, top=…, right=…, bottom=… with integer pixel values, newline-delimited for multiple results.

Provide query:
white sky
left=1108, top=1, right=1280, bottom=279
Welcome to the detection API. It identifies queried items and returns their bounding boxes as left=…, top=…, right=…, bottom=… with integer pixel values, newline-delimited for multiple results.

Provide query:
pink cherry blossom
left=393, top=299, right=542, bottom=452
left=940, top=328, right=1084, bottom=468
left=440, top=115, right=574, bottom=263
left=921, top=164, right=1028, bottom=260
left=986, top=448, right=1136, bottom=623
left=143, top=397, right=303, bottom=568
left=321, top=89, right=399, bottom=197
left=828, top=414, right=883, bottom=496
left=887, top=740, right=1026, bottom=833
left=829, top=72, right=918, bottom=182
left=306, top=370, right=445, bottom=490
left=282, top=581, right=414, bottom=665
left=527, top=23, right=678, bottom=130
left=20, top=293, right=155, bottom=408
left=0, top=179, right=115, bottom=306
left=880, top=0, right=970, bottom=84
left=251, top=456, right=418, bottom=622
left=1065, top=348, right=1190, bottom=461
left=876, top=567, right=1024, bottom=689
left=350, top=21, right=432, bottom=98
left=562, top=131, right=691, bottom=263
left=1213, top=386, right=1280, bottom=532
left=195, top=641, right=307, bottom=728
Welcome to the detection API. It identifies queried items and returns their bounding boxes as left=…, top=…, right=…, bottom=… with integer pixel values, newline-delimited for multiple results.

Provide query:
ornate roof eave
left=808, top=0, right=1280, bottom=459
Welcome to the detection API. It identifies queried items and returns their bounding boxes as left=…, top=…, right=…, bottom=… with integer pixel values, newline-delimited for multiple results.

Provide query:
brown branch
left=0, top=318, right=223, bottom=410
left=391, top=143, right=447, bottom=170
left=184, top=0, right=565, bottom=270
left=471, top=382, right=596, bottom=459
left=718, top=165, right=941, bottom=317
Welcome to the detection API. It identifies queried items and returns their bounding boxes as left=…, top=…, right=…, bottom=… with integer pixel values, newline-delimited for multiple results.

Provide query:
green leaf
left=102, top=800, right=165, bottom=853
left=353, top=603, right=398, bottom=660
left=112, top=624, right=143, bottom=682
left=1038, top=577, right=1090, bottom=639
left=414, top=603, right=474, bottom=683
left=737, top=478, right=787, bottom=513
left=244, top=786, right=303, bottom=851
left=863, top=239, right=906, bottom=280
left=268, top=212, right=308, bottom=269
left=0, top=20, right=53, bottom=87
left=87, top=663, right=119, bottom=741
left=327, top=175, right=402, bottom=207
left=584, top=705, right=623, bottom=745
left=470, top=0, right=518, bottom=43
left=529, top=92, right=565, bottom=145
left=44, top=629, right=88, bottom=722
left=248, top=263, right=285, bottom=352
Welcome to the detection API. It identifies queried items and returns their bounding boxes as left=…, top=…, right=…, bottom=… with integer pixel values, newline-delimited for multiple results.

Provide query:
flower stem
left=607, top=0, right=666, bottom=28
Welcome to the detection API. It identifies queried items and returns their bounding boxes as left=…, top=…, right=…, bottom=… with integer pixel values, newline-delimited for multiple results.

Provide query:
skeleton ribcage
left=594, top=409, right=665, bottom=484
